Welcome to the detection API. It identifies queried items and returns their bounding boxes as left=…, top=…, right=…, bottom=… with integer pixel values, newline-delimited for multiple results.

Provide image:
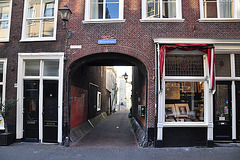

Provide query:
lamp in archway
left=123, top=72, right=128, bottom=82
left=58, top=5, right=72, bottom=38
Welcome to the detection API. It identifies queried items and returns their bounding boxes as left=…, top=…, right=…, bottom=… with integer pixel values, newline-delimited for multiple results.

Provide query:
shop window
left=21, top=0, right=57, bottom=41
left=165, top=82, right=204, bottom=122
left=0, top=0, right=12, bottom=42
left=215, top=54, right=231, bottom=77
left=235, top=54, right=240, bottom=77
left=165, top=54, right=204, bottom=76
left=200, top=0, right=240, bottom=20
left=141, top=0, right=183, bottom=21
left=84, top=0, right=124, bottom=22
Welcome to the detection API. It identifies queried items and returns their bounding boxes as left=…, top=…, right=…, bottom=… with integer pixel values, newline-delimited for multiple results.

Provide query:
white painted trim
left=84, top=0, right=124, bottom=21
left=0, top=0, right=12, bottom=42
left=82, top=19, right=126, bottom=24
left=198, top=19, right=240, bottom=22
left=232, top=81, right=236, bottom=140
left=141, top=0, right=183, bottom=19
left=153, top=38, right=240, bottom=44
left=20, top=0, right=58, bottom=41
left=199, top=0, right=240, bottom=19
left=140, top=19, right=185, bottom=23
left=16, top=52, right=64, bottom=143
left=163, top=123, right=208, bottom=127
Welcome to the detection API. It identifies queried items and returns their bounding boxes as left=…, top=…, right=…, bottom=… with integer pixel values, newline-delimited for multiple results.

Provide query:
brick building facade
left=0, top=0, right=240, bottom=147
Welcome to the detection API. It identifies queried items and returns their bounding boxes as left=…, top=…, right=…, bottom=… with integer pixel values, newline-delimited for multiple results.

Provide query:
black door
left=236, top=82, right=240, bottom=140
left=23, top=80, right=39, bottom=141
left=88, top=84, right=98, bottom=119
left=43, top=80, right=58, bottom=142
left=214, top=82, right=232, bottom=140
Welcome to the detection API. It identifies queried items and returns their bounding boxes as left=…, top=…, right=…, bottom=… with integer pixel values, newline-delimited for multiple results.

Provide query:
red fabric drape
left=159, top=44, right=215, bottom=91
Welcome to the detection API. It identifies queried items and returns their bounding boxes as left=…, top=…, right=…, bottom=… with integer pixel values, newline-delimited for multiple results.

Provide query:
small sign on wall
left=98, top=39, right=117, bottom=45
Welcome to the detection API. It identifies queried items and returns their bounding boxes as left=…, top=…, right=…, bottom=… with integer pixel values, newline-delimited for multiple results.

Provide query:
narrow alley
left=71, top=110, right=138, bottom=148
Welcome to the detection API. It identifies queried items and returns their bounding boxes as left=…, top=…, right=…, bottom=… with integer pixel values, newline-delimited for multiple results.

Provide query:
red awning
left=159, top=44, right=215, bottom=92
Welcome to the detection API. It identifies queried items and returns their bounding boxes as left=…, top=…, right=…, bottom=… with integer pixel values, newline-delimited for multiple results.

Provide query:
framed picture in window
left=182, top=82, right=197, bottom=93
left=165, top=104, right=176, bottom=117
left=175, top=103, right=189, bottom=118
left=165, top=82, right=180, bottom=99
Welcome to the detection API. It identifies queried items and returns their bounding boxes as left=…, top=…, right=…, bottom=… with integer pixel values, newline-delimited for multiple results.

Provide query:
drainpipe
left=154, top=43, right=158, bottom=147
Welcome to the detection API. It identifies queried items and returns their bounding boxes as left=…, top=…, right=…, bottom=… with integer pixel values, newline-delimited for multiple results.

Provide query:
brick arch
left=65, top=47, right=156, bottom=128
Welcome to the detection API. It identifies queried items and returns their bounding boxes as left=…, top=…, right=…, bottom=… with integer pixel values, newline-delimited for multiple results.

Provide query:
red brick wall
left=70, top=86, right=88, bottom=129
left=65, top=0, right=240, bottom=128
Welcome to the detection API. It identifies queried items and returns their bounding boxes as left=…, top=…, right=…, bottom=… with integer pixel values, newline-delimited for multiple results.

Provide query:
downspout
left=154, top=43, right=158, bottom=147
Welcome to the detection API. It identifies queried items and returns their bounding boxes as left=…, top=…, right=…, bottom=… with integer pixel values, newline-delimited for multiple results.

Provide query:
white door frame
left=16, top=53, right=64, bottom=143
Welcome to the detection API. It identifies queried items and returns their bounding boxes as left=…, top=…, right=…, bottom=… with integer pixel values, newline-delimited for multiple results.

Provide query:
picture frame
left=165, top=104, right=176, bottom=117
left=182, top=82, right=197, bottom=93
left=165, top=82, right=180, bottom=99
left=175, top=103, right=189, bottom=118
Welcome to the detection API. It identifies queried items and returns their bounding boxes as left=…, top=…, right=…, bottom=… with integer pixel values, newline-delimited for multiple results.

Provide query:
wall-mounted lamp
left=123, top=72, right=128, bottom=82
left=58, top=5, right=72, bottom=38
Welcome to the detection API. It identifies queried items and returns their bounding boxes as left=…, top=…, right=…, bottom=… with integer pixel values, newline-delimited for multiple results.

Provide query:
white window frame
left=0, top=0, right=12, bottom=42
left=162, top=52, right=208, bottom=127
left=140, top=0, right=184, bottom=22
left=199, top=0, right=240, bottom=22
left=16, top=53, right=64, bottom=143
left=83, top=0, right=126, bottom=24
left=0, top=59, right=7, bottom=130
left=20, top=0, right=59, bottom=42
left=97, top=91, right=101, bottom=111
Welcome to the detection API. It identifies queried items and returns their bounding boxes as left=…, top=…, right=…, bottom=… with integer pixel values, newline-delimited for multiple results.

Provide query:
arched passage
left=66, top=52, right=148, bottom=146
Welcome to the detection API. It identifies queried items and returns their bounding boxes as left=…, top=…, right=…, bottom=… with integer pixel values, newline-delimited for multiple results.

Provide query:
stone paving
left=0, top=111, right=240, bottom=160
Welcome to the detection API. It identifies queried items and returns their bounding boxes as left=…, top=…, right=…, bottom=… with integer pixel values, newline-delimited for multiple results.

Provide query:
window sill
left=0, top=39, right=9, bottom=42
left=82, top=19, right=126, bottom=24
left=20, top=37, right=56, bottom=42
left=163, top=122, right=208, bottom=127
left=198, top=18, right=240, bottom=22
left=140, top=18, right=185, bottom=23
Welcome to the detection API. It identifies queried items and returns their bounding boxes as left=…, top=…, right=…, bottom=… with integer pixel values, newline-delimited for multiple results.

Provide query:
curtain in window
left=159, top=44, right=215, bottom=91
left=220, top=0, right=233, bottom=18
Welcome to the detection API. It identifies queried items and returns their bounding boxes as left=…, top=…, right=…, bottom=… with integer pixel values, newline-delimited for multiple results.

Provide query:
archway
left=66, top=52, right=148, bottom=146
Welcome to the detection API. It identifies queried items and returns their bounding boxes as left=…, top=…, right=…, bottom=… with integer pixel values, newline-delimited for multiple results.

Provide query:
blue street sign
left=98, top=39, right=117, bottom=45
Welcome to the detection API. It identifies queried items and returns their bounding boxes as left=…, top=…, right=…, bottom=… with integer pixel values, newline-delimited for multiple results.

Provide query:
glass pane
left=28, top=0, right=41, bottom=18
left=219, top=1, right=233, bottom=18
left=0, top=85, right=2, bottom=105
left=43, top=60, right=59, bottom=76
left=43, top=0, right=55, bottom=17
left=204, top=2, right=217, bottom=18
left=235, top=55, right=240, bottom=77
left=0, top=63, right=3, bottom=82
left=105, top=3, right=119, bottom=19
left=165, top=54, right=204, bottom=76
left=106, top=0, right=118, bottom=2
left=42, top=19, right=54, bottom=37
left=0, top=21, right=8, bottom=39
left=0, top=0, right=10, bottom=20
left=215, top=54, right=231, bottom=77
left=165, top=82, right=204, bottom=122
left=147, top=1, right=160, bottom=18
left=27, top=19, right=40, bottom=37
left=162, top=0, right=176, bottom=18
left=90, top=1, right=103, bottom=19
left=215, top=84, right=230, bottom=121
left=25, top=60, right=40, bottom=76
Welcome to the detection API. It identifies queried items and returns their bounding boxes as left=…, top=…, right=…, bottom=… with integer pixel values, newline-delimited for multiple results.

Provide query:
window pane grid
left=235, top=55, right=240, bottom=77
left=215, top=54, right=231, bottom=77
left=25, top=0, right=55, bottom=38
left=165, top=54, right=204, bottom=76
left=90, top=0, right=119, bottom=20
left=203, top=0, right=234, bottom=18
